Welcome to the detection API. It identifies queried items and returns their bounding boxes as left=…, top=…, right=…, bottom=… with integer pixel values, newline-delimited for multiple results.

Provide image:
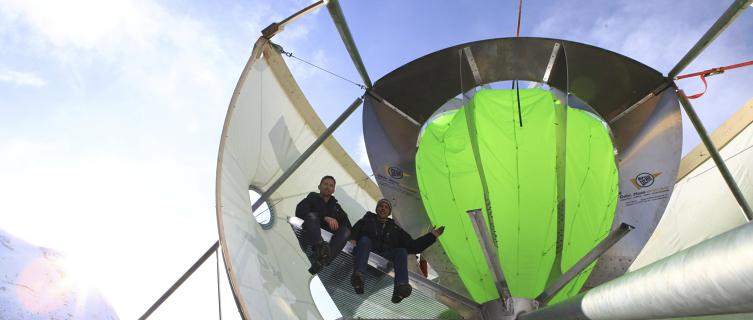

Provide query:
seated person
left=295, top=175, right=353, bottom=274
left=350, top=199, right=445, bottom=303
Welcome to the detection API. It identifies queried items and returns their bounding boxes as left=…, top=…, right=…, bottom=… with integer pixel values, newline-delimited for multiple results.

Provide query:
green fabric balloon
left=416, top=89, right=617, bottom=304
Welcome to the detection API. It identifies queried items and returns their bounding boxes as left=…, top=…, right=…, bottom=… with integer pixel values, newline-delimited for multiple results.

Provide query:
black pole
left=216, top=246, right=222, bottom=320
left=668, top=0, right=753, bottom=79
left=139, top=241, right=221, bottom=320
left=677, top=89, right=753, bottom=221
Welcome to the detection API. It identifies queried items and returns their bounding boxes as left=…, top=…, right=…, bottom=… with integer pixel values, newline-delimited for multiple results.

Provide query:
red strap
left=675, top=60, right=753, bottom=99
left=682, top=74, right=708, bottom=99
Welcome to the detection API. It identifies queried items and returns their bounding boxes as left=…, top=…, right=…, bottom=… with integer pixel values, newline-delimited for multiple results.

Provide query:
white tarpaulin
left=630, top=101, right=752, bottom=272
left=216, top=38, right=381, bottom=320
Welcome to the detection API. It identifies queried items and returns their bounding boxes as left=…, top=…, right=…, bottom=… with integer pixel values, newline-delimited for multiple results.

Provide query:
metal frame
left=324, top=0, right=372, bottom=88
left=251, top=96, right=363, bottom=212
left=667, top=0, right=753, bottom=79
left=467, top=210, right=512, bottom=310
left=535, top=223, right=634, bottom=305
left=519, top=221, right=753, bottom=320
left=286, top=216, right=482, bottom=319
left=139, top=241, right=221, bottom=320
left=676, top=90, right=753, bottom=221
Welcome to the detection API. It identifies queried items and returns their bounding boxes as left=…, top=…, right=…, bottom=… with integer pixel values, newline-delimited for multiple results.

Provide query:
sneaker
left=308, top=260, right=324, bottom=275
left=312, top=241, right=331, bottom=266
left=391, top=283, right=412, bottom=303
left=351, top=271, right=365, bottom=294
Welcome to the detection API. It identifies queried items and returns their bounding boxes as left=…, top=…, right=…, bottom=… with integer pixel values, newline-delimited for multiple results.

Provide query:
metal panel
left=362, top=94, right=475, bottom=301
left=584, top=87, right=682, bottom=288
left=370, top=38, right=664, bottom=124
left=364, top=37, right=680, bottom=297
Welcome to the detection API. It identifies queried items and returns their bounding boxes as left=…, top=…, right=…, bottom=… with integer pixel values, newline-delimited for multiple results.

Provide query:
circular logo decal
left=388, top=167, right=404, bottom=179
left=635, top=173, right=655, bottom=188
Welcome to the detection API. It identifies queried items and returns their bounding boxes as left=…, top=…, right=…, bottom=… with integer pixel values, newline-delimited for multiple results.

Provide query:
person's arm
left=400, top=226, right=443, bottom=254
left=350, top=219, right=363, bottom=242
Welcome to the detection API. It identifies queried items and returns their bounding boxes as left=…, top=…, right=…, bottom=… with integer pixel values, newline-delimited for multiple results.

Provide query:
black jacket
left=351, top=212, right=436, bottom=254
left=295, top=192, right=352, bottom=233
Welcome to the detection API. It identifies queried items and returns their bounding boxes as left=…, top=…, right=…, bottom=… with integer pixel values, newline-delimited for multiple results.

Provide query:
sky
left=0, top=0, right=751, bottom=319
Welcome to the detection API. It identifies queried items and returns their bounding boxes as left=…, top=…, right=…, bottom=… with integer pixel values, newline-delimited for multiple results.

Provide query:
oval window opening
left=249, top=188, right=275, bottom=230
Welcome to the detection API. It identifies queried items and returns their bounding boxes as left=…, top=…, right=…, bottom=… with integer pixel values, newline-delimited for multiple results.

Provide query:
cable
left=516, top=80, right=522, bottom=127
left=273, top=44, right=367, bottom=90
left=517, top=0, right=523, bottom=37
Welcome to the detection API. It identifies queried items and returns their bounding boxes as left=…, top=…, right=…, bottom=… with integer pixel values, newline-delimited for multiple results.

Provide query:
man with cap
left=349, top=199, right=445, bottom=303
left=295, top=175, right=353, bottom=274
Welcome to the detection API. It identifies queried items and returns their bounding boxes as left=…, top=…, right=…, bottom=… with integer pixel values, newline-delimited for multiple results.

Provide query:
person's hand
left=349, top=240, right=356, bottom=246
left=431, top=226, right=445, bottom=237
left=324, top=216, right=339, bottom=230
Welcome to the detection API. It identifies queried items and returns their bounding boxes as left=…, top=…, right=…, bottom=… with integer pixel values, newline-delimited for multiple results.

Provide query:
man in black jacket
left=295, top=175, right=353, bottom=274
left=350, top=199, right=445, bottom=303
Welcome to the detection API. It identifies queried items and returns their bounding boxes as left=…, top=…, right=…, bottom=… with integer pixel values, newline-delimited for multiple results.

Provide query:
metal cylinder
left=519, top=221, right=753, bottom=320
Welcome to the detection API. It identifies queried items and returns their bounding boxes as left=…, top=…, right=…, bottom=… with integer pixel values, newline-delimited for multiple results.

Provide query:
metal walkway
left=288, top=216, right=478, bottom=319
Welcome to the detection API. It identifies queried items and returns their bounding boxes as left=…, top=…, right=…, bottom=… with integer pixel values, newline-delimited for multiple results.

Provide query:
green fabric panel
left=548, top=108, right=619, bottom=304
left=471, top=90, right=559, bottom=299
left=416, top=109, right=499, bottom=303
left=417, top=90, right=616, bottom=304
left=417, top=89, right=559, bottom=302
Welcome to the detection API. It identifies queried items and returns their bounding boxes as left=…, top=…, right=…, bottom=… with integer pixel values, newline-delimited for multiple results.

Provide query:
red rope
left=675, top=60, right=753, bottom=99
left=517, top=0, right=522, bottom=37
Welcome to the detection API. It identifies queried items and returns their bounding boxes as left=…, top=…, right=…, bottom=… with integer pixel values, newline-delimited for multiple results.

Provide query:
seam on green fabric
left=564, top=111, right=593, bottom=271
left=511, top=89, right=523, bottom=288
left=440, top=116, right=489, bottom=301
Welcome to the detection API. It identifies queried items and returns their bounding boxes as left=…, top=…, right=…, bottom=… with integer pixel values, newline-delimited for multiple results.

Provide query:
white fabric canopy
left=216, top=38, right=381, bottom=320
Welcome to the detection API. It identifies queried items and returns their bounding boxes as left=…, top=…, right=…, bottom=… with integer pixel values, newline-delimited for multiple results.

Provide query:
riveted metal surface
left=364, top=37, right=679, bottom=298
left=370, top=38, right=664, bottom=124
left=585, top=88, right=682, bottom=287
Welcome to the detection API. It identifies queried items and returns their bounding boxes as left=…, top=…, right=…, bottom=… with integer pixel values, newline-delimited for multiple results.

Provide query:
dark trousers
left=353, top=236, right=409, bottom=285
left=302, top=212, right=350, bottom=264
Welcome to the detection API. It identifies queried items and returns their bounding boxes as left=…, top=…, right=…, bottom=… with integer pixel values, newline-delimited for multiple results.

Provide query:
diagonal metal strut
left=467, top=209, right=513, bottom=309
left=535, top=223, right=634, bottom=304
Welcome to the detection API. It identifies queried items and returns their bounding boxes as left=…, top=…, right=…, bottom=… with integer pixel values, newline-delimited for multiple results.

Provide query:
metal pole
left=139, top=241, right=221, bottom=320
left=535, top=223, right=634, bottom=304
left=518, top=221, right=753, bottom=320
left=677, top=89, right=753, bottom=220
left=324, top=0, right=372, bottom=88
left=667, top=0, right=753, bottom=79
left=216, top=246, right=222, bottom=320
left=467, top=209, right=513, bottom=308
left=252, top=97, right=364, bottom=212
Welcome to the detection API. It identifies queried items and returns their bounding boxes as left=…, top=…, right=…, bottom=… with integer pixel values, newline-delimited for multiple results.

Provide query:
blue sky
left=0, top=0, right=751, bottom=319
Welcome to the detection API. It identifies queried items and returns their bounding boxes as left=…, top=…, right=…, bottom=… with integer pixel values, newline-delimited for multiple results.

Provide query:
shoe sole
left=318, top=242, right=331, bottom=266
left=308, top=261, right=323, bottom=275
left=392, top=284, right=412, bottom=303
left=351, top=272, right=365, bottom=294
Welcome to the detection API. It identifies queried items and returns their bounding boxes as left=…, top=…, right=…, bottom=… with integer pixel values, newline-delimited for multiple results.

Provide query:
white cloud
left=0, top=68, right=46, bottom=87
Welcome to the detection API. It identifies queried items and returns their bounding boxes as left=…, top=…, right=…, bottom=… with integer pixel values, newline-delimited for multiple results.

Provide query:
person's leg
left=377, top=248, right=409, bottom=285
left=351, top=236, right=372, bottom=294
left=377, top=248, right=411, bottom=303
left=301, top=212, right=324, bottom=246
left=302, top=212, right=329, bottom=274
left=328, top=227, right=351, bottom=264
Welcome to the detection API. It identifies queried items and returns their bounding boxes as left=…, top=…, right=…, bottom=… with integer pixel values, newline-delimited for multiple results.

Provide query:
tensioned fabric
left=216, top=39, right=381, bottom=320
left=416, top=89, right=617, bottom=304
left=630, top=110, right=753, bottom=273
